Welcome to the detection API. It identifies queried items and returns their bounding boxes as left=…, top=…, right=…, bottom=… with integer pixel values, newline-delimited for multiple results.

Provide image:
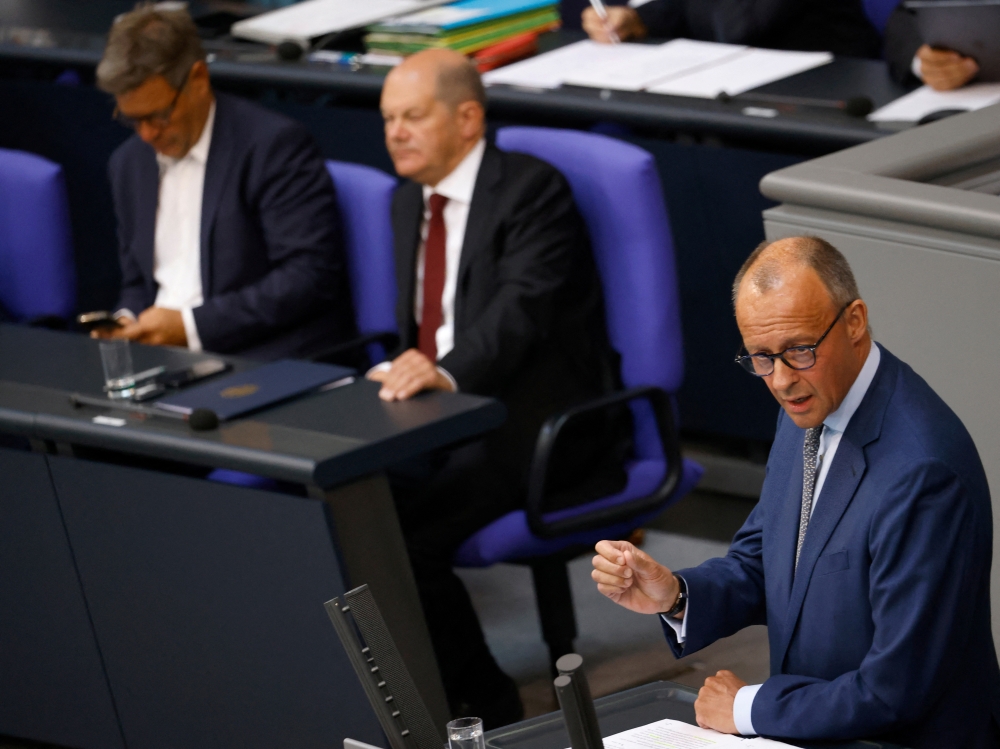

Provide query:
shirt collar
left=422, top=138, right=486, bottom=206
left=155, top=100, right=216, bottom=172
left=823, top=341, right=881, bottom=435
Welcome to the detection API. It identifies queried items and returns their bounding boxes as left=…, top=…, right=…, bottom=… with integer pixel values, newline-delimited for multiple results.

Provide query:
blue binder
left=155, top=359, right=355, bottom=421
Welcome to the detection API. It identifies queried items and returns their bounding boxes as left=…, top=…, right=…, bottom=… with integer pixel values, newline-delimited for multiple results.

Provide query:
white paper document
left=231, top=0, right=451, bottom=45
left=598, top=718, right=800, bottom=749
left=867, top=83, right=1000, bottom=122
left=562, top=38, right=746, bottom=92
left=482, top=40, right=637, bottom=89
left=647, top=48, right=832, bottom=99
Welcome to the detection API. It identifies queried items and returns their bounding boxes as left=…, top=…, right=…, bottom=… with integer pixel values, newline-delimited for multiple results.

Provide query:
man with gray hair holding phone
left=94, top=4, right=355, bottom=360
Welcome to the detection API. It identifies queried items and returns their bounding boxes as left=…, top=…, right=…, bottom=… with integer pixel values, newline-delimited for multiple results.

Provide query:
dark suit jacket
left=635, top=0, right=881, bottom=58
left=391, top=144, right=627, bottom=492
left=664, top=345, right=1000, bottom=748
left=108, top=92, right=355, bottom=361
left=884, top=5, right=923, bottom=85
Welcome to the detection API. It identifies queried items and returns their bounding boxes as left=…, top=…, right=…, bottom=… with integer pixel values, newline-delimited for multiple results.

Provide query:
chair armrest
left=310, top=331, right=400, bottom=366
left=526, top=386, right=682, bottom=539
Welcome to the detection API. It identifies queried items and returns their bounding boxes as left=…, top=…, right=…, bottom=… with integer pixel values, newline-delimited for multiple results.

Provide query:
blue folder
left=155, top=359, right=355, bottom=421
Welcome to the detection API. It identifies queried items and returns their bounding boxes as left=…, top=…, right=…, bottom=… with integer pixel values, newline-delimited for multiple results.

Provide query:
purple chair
left=208, top=160, right=398, bottom=492
left=0, top=148, right=76, bottom=324
left=863, top=0, right=900, bottom=34
left=454, top=127, right=704, bottom=667
left=310, top=160, right=400, bottom=367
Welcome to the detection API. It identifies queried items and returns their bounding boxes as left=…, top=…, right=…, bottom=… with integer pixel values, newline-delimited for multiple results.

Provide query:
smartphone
left=160, top=358, right=231, bottom=388
left=77, top=311, right=123, bottom=333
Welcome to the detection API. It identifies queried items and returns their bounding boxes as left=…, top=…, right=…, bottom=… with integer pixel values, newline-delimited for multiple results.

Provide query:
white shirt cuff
left=733, top=684, right=762, bottom=736
left=366, top=361, right=393, bottom=378
left=181, top=307, right=203, bottom=352
left=436, top=366, right=458, bottom=392
left=659, top=601, right=688, bottom=644
left=113, top=308, right=137, bottom=322
left=911, top=54, right=924, bottom=81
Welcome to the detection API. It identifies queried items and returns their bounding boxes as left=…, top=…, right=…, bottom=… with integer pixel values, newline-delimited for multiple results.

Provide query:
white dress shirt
left=117, top=102, right=216, bottom=352
left=368, top=138, right=486, bottom=389
left=663, top=342, right=882, bottom=736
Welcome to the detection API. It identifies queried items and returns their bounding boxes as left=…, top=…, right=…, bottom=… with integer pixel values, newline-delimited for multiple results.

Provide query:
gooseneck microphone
left=716, top=91, right=875, bottom=117
left=70, top=393, right=220, bottom=431
left=554, top=654, right=604, bottom=749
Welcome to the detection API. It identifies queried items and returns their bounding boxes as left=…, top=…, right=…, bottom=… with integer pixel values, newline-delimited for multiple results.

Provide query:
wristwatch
left=664, top=575, right=688, bottom=618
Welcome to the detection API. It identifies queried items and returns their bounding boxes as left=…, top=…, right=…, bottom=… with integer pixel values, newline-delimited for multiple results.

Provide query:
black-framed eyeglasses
left=735, top=300, right=855, bottom=377
left=113, top=68, right=190, bottom=131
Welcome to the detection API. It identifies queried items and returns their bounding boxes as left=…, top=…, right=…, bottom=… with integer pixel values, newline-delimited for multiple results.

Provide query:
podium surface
left=486, top=682, right=905, bottom=749
left=0, top=325, right=504, bottom=749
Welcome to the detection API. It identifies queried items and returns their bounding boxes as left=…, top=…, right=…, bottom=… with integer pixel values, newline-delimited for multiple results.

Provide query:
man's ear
left=456, top=100, right=485, bottom=139
left=847, top=299, right=869, bottom=342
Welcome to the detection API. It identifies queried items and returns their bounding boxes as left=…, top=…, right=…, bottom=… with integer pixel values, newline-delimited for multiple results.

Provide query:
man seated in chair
left=94, top=5, right=355, bottom=360
left=370, top=49, right=630, bottom=726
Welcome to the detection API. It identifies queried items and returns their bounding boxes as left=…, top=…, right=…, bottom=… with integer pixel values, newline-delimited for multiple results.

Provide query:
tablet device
left=906, top=0, right=1000, bottom=81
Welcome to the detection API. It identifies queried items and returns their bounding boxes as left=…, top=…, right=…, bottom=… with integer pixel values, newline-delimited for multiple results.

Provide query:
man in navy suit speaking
left=593, top=237, right=1000, bottom=747
left=94, top=5, right=354, bottom=360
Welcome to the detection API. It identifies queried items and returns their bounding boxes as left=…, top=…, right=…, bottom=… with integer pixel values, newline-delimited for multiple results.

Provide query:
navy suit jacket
left=666, top=345, right=1000, bottom=748
left=108, top=92, right=355, bottom=360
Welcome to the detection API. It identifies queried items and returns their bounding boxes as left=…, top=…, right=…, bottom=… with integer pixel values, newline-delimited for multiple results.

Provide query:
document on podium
left=867, top=83, right=1000, bottom=122
left=597, top=718, right=799, bottom=749
left=482, top=40, right=635, bottom=89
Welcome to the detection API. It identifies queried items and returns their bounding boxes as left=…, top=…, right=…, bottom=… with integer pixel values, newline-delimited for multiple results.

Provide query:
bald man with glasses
left=95, top=6, right=355, bottom=360
left=592, top=236, right=1000, bottom=748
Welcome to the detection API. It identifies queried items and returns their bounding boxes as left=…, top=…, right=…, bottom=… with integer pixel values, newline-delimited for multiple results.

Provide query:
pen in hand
left=588, top=0, right=621, bottom=44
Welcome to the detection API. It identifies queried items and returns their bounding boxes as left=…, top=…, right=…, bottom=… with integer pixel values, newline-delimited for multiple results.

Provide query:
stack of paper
left=483, top=38, right=832, bottom=98
left=868, top=83, right=1000, bottom=122
left=602, top=717, right=799, bottom=749
left=231, top=0, right=451, bottom=46
left=364, top=0, right=560, bottom=57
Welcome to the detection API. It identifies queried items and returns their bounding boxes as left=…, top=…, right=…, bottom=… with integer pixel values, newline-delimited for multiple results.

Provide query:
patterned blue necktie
left=795, top=426, right=824, bottom=570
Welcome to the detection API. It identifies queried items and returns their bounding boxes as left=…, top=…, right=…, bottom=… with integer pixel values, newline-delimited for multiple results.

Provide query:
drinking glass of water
left=447, top=717, right=485, bottom=749
left=99, top=339, right=135, bottom=399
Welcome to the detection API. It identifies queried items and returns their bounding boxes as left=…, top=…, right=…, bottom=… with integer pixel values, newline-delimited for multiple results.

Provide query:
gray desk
left=759, top=103, right=1000, bottom=646
left=486, top=682, right=905, bottom=749
left=0, top=325, right=504, bottom=749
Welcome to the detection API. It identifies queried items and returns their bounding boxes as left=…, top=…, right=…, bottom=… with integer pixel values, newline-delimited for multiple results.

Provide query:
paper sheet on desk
left=867, top=83, right=1000, bottom=122
left=482, top=40, right=641, bottom=89
left=563, top=39, right=746, bottom=92
left=596, top=718, right=799, bottom=749
left=647, top=48, right=832, bottom=98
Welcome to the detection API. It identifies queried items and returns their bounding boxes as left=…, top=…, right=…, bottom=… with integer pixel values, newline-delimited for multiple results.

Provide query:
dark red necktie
left=419, top=193, right=448, bottom=361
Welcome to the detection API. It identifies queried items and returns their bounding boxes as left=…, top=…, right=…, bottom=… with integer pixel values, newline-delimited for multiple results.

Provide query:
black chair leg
left=530, top=559, right=578, bottom=675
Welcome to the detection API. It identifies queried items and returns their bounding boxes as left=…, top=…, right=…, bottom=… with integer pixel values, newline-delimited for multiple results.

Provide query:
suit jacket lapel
left=393, top=181, right=424, bottom=349
left=454, top=145, right=503, bottom=326
left=199, top=95, right=236, bottom=298
left=135, top=144, right=159, bottom=288
left=774, top=347, right=895, bottom=671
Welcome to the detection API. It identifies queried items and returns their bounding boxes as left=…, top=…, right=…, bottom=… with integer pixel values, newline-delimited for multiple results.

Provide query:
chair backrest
left=863, top=0, right=899, bottom=34
left=325, top=161, right=399, bottom=349
left=0, top=148, right=76, bottom=321
left=495, top=127, right=684, bottom=460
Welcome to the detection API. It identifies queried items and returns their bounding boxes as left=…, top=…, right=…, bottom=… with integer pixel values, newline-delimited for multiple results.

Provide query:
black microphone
left=554, top=654, right=603, bottom=749
left=276, top=40, right=305, bottom=61
left=716, top=91, right=874, bottom=117
left=70, top=393, right=220, bottom=431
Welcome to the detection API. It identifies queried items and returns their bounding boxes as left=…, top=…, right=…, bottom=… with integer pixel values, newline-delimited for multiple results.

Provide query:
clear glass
left=99, top=339, right=135, bottom=399
left=447, top=717, right=485, bottom=749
